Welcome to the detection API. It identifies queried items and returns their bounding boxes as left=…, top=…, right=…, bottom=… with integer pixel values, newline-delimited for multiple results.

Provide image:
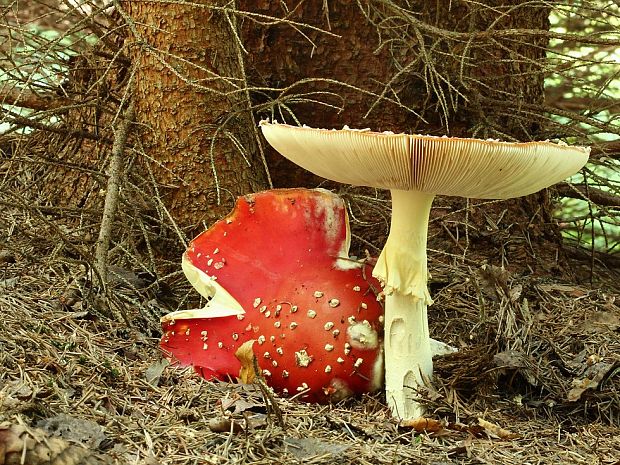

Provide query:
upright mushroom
left=161, top=188, right=384, bottom=402
left=260, top=121, right=590, bottom=420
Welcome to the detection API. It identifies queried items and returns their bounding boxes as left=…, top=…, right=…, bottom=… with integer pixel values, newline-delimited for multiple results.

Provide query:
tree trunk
left=242, top=0, right=562, bottom=273
left=240, top=0, right=413, bottom=187
left=407, top=0, right=559, bottom=273
left=125, top=0, right=269, bottom=229
left=123, top=0, right=565, bottom=271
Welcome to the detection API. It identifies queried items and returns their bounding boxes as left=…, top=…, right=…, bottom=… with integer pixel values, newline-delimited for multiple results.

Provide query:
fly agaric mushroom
left=260, top=121, right=590, bottom=420
left=161, top=188, right=384, bottom=402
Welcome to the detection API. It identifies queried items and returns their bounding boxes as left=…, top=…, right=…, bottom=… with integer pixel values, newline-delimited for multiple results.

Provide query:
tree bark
left=125, top=0, right=269, bottom=229
left=122, top=0, right=568, bottom=271
left=240, top=0, right=413, bottom=187
left=241, top=1, right=548, bottom=174
left=242, top=0, right=564, bottom=273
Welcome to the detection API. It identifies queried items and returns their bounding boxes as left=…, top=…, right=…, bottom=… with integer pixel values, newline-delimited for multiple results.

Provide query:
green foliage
left=546, top=5, right=620, bottom=254
left=1, top=2, right=99, bottom=133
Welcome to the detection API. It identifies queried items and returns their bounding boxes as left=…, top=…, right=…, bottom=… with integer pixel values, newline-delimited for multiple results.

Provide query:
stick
left=94, top=100, right=136, bottom=287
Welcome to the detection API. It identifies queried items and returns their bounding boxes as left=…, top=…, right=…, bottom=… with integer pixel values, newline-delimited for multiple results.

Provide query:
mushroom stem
left=384, top=291, right=432, bottom=420
left=373, top=189, right=435, bottom=420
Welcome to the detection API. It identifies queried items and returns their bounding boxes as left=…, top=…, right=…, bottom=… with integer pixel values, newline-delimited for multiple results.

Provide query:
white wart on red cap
left=160, top=188, right=384, bottom=403
left=260, top=121, right=589, bottom=420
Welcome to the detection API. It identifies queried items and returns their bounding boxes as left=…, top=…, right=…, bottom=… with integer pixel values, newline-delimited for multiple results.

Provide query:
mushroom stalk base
left=384, top=291, right=432, bottom=420
left=373, top=189, right=435, bottom=420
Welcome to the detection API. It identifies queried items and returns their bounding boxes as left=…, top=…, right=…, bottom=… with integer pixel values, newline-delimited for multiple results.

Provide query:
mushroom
left=260, top=121, right=590, bottom=419
left=161, top=188, right=384, bottom=402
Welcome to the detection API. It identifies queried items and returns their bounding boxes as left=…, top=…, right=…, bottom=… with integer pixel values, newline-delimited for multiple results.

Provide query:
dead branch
left=0, top=86, right=71, bottom=111
left=1, top=112, right=112, bottom=143
left=549, top=97, right=620, bottom=113
left=564, top=243, right=620, bottom=268
left=94, top=99, right=136, bottom=288
left=590, top=140, right=620, bottom=160
left=556, top=183, right=620, bottom=207
left=378, top=4, right=620, bottom=47
left=480, top=96, right=614, bottom=134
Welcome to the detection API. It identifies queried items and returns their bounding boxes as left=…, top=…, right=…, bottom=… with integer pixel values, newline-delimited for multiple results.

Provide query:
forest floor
left=1, top=205, right=618, bottom=465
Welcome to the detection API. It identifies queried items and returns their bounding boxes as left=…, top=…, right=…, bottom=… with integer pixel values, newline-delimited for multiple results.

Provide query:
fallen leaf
left=221, top=396, right=265, bottom=415
left=145, top=358, right=170, bottom=386
left=477, top=265, right=509, bottom=300
left=0, top=422, right=114, bottom=465
left=6, top=380, right=33, bottom=399
left=566, top=349, right=591, bottom=374
left=567, top=361, right=616, bottom=401
left=568, top=378, right=599, bottom=401
left=447, top=437, right=474, bottom=457
left=108, top=265, right=153, bottom=289
left=208, top=417, right=244, bottom=434
left=493, top=350, right=538, bottom=386
left=477, top=418, right=519, bottom=440
left=235, top=340, right=257, bottom=384
left=447, top=445, right=469, bottom=457
left=36, top=414, right=107, bottom=449
left=208, top=413, right=267, bottom=434
left=0, top=277, right=18, bottom=289
left=244, top=413, right=268, bottom=430
left=400, top=417, right=445, bottom=433
left=493, top=350, right=528, bottom=369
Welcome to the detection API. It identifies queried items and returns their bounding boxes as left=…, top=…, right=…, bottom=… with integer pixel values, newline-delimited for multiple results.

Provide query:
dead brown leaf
left=208, top=417, right=244, bottom=434
left=220, top=395, right=265, bottom=415
left=235, top=339, right=257, bottom=384
left=493, top=350, right=539, bottom=386
left=145, top=358, right=170, bottom=386
left=567, top=361, right=616, bottom=401
left=0, top=422, right=115, bottom=465
left=478, top=264, right=510, bottom=300
left=207, top=413, right=268, bottom=434
left=400, top=417, right=445, bottom=433
left=477, top=418, right=520, bottom=440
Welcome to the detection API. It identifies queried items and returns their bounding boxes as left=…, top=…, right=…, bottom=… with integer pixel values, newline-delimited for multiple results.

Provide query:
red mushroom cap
left=161, top=188, right=384, bottom=402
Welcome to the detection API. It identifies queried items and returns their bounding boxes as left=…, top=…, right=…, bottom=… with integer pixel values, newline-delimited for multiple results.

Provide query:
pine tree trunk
left=123, top=0, right=564, bottom=271
left=125, top=0, right=269, bottom=229
left=240, top=0, right=412, bottom=187
left=242, top=0, right=562, bottom=273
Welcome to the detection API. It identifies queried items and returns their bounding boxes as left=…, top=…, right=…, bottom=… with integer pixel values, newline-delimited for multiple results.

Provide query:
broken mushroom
left=161, top=188, right=384, bottom=402
left=260, top=121, right=590, bottom=420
